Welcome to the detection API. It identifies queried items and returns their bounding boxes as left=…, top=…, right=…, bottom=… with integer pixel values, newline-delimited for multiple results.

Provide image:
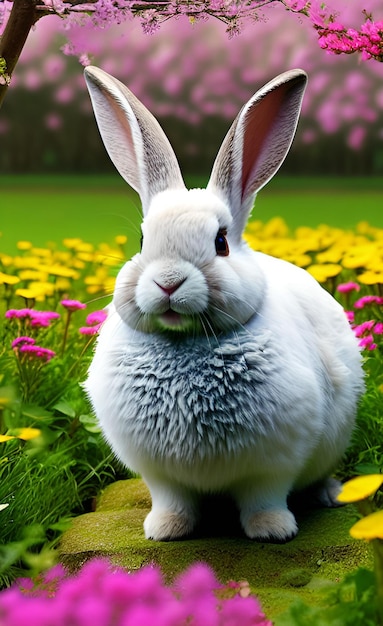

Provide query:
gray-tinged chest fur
left=108, top=331, right=293, bottom=463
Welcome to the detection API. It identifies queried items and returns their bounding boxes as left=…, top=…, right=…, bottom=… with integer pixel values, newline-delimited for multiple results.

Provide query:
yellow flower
left=0, top=428, right=41, bottom=443
left=0, top=272, right=20, bottom=285
left=337, top=474, right=383, bottom=503
left=15, top=287, right=44, bottom=301
left=307, top=263, right=343, bottom=283
left=342, top=245, right=377, bottom=269
left=262, top=217, right=289, bottom=239
left=28, top=281, right=56, bottom=297
left=15, top=427, right=41, bottom=441
left=17, top=241, right=33, bottom=250
left=358, top=271, right=383, bottom=286
left=37, top=264, right=79, bottom=279
left=55, top=278, right=71, bottom=292
left=0, top=434, right=15, bottom=443
left=63, top=238, right=83, bottom=249
left=115, top=235, right=128, bottom=245
left=31, top=247, right=53, bottom=258
left=350, top=510, right=383, bottom=541
left=18, top=270, right=49, bottom=282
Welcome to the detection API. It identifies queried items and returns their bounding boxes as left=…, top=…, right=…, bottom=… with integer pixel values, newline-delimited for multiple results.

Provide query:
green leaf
left=79, top=414, right=101, bottom=433
left=52, top=400, right=76, bottom=418
left=21, top=405, right=54, bottom=422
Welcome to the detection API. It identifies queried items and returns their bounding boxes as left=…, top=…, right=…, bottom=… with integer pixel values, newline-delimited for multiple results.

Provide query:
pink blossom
left=19, top=345, right=56, bottom=361
left=0, top=560, right=271, bottom=625
left=11, top=336, right=36, bottom=349
left=344, top=310, right=355, bottom=323
left=358, top=335, right=377, bottom=350
left=337, top=282, right=360, bottom=294
left=61, top=299, right=86, bottom=312
left=79, top=325, right=101, bottom=335
left=30, top=311, right=60, bottom=327
left=5, top=309, right=60, bottom=327
left=86, top=310, right=108, bottom=325
left=354, top=295, right=383, bottom=309
left=374, top=322, right=383, bottom=334
left=353, top=320, right=375, bottom=337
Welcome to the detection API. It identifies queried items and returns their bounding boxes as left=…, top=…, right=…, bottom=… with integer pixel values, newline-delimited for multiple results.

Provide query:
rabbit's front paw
left=242, top=509, right=298, bottom=543
left=144, top=510, right=195, bottom=541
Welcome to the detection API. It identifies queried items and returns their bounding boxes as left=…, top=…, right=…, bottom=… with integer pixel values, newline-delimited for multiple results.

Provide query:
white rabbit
left=84, top=66, right=364, bottom=543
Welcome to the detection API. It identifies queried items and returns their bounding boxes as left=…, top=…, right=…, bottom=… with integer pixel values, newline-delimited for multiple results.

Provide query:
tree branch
left=0, top=0, right=48, bottom=108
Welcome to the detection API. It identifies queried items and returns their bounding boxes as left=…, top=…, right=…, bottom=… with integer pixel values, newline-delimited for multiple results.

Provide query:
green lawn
left=1, top=175, right=382, bottom=256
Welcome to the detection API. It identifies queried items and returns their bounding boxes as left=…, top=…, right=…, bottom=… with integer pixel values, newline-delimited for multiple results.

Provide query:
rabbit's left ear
left=207, top=69, right=307, bottom=242
left=84, top=66, right=186, bottom=215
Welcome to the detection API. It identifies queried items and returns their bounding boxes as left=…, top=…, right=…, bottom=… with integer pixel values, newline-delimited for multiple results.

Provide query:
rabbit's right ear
left=84, top=66, right=186, bottom=215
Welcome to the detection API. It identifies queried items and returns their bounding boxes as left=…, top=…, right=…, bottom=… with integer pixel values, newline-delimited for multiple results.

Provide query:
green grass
left=1, top=175, right=383, bottom=255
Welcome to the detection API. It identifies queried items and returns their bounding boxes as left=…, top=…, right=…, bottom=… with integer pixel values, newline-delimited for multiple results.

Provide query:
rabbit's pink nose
left=155, top=278, right=186, bottom=296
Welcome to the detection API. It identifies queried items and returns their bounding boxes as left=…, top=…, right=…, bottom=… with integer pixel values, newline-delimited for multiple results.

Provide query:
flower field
left=0, top=189, right=383, bottom=622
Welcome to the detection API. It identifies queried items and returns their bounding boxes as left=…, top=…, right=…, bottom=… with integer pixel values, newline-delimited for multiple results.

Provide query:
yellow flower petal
left=115, top=235, right=128, bottom=245
left=0, top=272, right=20, bottom=285
left=350, top=510, right=383, bottom=541
left=307, top=263, right=343, bottom=283
left=15, top=428, right=41, bottom=441
left=337, top=475, right=383, bottom=503
left=17, top=241, right=33, bottom=250
left=0, top=434, right=15, bottom=443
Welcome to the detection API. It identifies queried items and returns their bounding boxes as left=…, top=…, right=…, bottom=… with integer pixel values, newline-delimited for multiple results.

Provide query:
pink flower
left=5, top=308, right=34, bottom=319
left=11, top=336, right=36, bottom=349
left=5, top=309, right=60, bottom=327
left=344, top=310, right=355, bottom=323
left=30, top=311, right=60, bottom=327
left=353, top=295, right=383, bottom=309
left=19, top=345, right=56, bottom=361
left=358, top=335, right=377, bottom=351
left=374, top=322, right=383, bottom=335
left=353, top=320, right=375, bottom=337
left=79, top=325, right=101, bottom=336
left=60, top=299, right=86, bottom=312
left=337, top=282, right=360, bottom=294
left=86, top=310, right=108, bottom=325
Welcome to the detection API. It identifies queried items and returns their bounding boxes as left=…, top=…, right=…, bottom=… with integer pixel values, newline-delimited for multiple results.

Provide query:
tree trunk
left=0, top=0, right=47, bottom=108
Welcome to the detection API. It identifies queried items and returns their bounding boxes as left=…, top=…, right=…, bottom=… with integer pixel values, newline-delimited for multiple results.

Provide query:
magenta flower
left=19, top=345, right=56, bottom=362
left=337, top=282, right=360, bottom=294
left=5, top=309, right=60, bottom=327
left=353, top=320, right=375, bottom=338
left=79, top=309, right=108, bottom=336
left=11, top=336, right=36, bottom=349
left=354, top=295, right=383, bottom=309
left=345, top=311, right=355, bottom=323
left=79, top=325, right=101, bottom=336
left=374, top=322, right=383, bottom=335
left=358, top=335, right=377, bottom=351
left=5, top=308, right=34, bottom=319
left=86, top=310, right=108, bottom=325
left=1, top=560, right=271, bottom=626
left=60, top=299, right=86, bottom=312
left=30, top=311, right=60, bottom=327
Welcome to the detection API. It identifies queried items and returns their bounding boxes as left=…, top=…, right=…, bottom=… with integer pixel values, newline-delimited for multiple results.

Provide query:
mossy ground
left=59, top=479, right=372, bottom=619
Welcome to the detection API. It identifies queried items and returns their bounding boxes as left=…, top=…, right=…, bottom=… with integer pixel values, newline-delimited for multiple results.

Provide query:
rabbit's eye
left=140, top=230, right=143, bottom=252
left=215, top=229, right=229, bottom=257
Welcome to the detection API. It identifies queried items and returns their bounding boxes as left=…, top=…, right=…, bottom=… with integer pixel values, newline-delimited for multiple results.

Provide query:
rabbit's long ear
left=84, top=66, right=186, bottom=214
left=207, top=69, right=307, bottom=241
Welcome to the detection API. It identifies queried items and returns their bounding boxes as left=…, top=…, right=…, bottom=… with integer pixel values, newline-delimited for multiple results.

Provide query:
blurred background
left=1, top=5, right=383, bottom=177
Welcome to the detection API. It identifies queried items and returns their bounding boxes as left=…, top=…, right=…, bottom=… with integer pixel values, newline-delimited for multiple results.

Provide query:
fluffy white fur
left=84, top=67, right=364, bottom=543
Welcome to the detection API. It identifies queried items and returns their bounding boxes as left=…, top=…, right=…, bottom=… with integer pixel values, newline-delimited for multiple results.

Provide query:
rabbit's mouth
left=157, top=309, right=200, bottom=333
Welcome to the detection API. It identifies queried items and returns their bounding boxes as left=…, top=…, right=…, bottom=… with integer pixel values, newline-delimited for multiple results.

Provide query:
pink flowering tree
left=1, top=0, right=383, bottom=109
